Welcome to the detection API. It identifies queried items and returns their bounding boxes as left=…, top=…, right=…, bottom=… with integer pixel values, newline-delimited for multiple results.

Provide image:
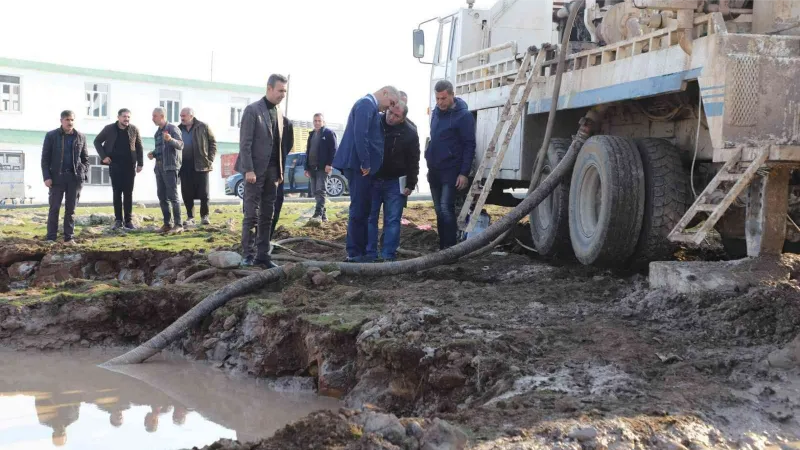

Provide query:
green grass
left=0, top=203, right=350, bottom=252
left=0, top=280, right=123, bottom=307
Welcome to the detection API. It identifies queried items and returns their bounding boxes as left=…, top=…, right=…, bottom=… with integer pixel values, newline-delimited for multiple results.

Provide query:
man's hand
left=456, top=175, right=469, bottom=190
left=44, top=179, right=52, bottom=188
left=163, top=131, right=172, bottom=142
left=102, top=157, right=111, bottom=165
left=245, top=171, right=257, bottom=184
left=361, top=167, right=370, bottom=176
left=277, top=176, right=284, bottom=185
left=325, top=165, right=332, bottom=175
left=147, top=152, right=155, bottom=160
left=304, top=170, right=310, bottom=178
left=403, top=188, right=411, bottom=196
left=136, top=166, right=143, bottom=173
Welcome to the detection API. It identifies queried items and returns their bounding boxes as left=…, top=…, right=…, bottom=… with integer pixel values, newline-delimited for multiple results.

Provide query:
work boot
left=112, top=220, right=123, bottom=230
left=321, top=209, right=328, bottom=222
left=241, top=255, right=254, bottom=267
left=183, top=218, right=195, bottom=228
left=124, top=221, right=136, bottom=230
left=201, top=215, right=210, bottom=225
left=170, top=225, right=185, bottom=234
left=158, top=224, right=172, bottom=234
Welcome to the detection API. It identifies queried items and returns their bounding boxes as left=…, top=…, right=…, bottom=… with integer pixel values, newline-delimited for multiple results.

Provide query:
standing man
left=426, top=80, right=476, bottom=250
left=94, top=108, right=143, bottom=230
left=271, top=116, right=294, bottom=238
left=41, top=110, right=89, bottom=244
left=304, top=113, right=337, bottom=221
left=147, top=107, right=184, bottom=233
left=178, top=107, right=217, bottom=227
left=366, top=105, right=420, bottom=262
left=397, top=91, right=416, bottom=130
left=332, top=86, right=401, bottom=262
left=236, top=74, right=288, bottom=269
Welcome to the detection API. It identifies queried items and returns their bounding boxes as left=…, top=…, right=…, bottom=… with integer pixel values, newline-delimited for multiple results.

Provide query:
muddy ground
left=3, top=203, right=800, bottom=449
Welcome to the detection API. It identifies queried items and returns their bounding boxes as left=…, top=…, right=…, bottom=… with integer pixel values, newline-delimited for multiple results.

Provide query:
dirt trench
left=4, top=223, right=800, bottom=448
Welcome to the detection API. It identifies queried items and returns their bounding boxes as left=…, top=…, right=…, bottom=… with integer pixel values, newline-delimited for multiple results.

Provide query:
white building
left=0, top=57, right=269, bottom=204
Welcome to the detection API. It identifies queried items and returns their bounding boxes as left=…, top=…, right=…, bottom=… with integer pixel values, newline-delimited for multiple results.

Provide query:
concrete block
left=649, top=255, right=800, bottom=294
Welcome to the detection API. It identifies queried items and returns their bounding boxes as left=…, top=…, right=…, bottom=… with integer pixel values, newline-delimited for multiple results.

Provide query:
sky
left=3, top=0, right=498, bottom=139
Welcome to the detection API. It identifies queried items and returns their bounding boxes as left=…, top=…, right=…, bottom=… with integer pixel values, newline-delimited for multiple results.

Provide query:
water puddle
left=0, top=349, right=340, bottom=449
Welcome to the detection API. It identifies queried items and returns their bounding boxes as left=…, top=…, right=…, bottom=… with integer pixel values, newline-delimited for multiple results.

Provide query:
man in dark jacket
left=94, top=108, right=144, bottom=230
left=178, top=107, right=217, bottom=226
left=147, top=107, right=184, bottom=233
left=332, top=86, right=400, bottom=262
left=304, top=113, right=337, bottom=221
left=426, top=80, right=476, bottom=250
left=366, top=105, right=420, bottom=261
left=236, top=74, right=288, bottom=269
left=41, top=110, right=89, bottom=244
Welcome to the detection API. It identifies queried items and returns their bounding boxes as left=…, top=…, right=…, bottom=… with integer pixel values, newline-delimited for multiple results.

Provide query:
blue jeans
left=428, top=168, right=459, bottom=250
left=344, top=169, right=373, bottom=260
left=367, top=178, right=405, bottom=261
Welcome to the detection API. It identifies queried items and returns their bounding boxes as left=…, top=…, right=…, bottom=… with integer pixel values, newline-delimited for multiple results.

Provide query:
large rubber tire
left=568, top=135, right=645, bottom=266
left=631, top=138, right=691, bottom=263
left=530, top=138, right=573, bottom=257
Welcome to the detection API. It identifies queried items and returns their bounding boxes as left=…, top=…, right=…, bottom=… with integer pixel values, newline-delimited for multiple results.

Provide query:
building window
left=0, top=75, right=21, bottom=112
left=159, top=89, right=181, bottom=123
left=85, top=82, right=109, bottom=118
left=0, top=151, right=24, bottom=170
left=230, top=97, right=248, bottom=128
left=87, top=155, right=110, bottom=185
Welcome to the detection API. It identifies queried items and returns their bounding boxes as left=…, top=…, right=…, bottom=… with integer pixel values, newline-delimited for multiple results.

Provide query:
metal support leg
left=746, top=167, right=790, bottom=256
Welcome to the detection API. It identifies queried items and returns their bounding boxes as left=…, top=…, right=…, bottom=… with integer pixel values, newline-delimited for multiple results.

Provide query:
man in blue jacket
left=332, top=86, right=401, bottom=262
left=426, top=80, right=476, bottom=250
left=304, top=113, right=337, bottom=221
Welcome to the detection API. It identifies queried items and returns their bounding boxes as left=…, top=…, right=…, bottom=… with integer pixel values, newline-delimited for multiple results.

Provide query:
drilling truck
left=413, top=0, right=800, bottom=267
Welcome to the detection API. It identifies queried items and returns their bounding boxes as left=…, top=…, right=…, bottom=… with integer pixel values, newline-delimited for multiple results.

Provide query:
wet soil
left=3, top=205, right=800, bottom=449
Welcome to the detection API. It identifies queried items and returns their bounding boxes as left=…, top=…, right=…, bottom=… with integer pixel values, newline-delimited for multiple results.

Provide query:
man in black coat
left=304, top=113, right=337, bottom=221
left=41, top=110, right=89, bottom=243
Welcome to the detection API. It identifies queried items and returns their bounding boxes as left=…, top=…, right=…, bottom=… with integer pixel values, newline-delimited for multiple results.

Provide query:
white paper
left=399, top=175, right=407, bottom=192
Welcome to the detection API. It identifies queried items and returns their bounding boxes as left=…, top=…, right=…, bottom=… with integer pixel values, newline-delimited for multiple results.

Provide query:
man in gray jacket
left=147, top=107, right=184, bottom=233
left=236, top=74, right=288, bottom=268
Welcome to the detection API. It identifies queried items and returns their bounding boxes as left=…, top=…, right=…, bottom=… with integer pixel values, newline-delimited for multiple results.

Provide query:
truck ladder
left=667, top=147, right=770, bottom=245
left=457, top=46, right=547, bottom=233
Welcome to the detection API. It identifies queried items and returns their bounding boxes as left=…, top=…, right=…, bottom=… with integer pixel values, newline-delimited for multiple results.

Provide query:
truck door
left=429, top=15, right=459, bottom=111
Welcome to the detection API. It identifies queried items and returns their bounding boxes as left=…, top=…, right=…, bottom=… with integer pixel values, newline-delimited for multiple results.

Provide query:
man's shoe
left=183, top=218, right=195, bottom=227
left=241, top=256, right=254, bottom=267
left=311, top=210, right=322, bottom=220
left=253, top=259, right=278, bottom=269
left=124, top=221, right=136, bottom=230
left=112, top=220, right=123, bottom=230
left=63, top=239, right=76, bottom=246
left=321, top=210, right=329, bottom=222
left=170, top=225, right=185, bottom=234
left=158, top=224, right=172, bottom=233
left=201, top=215, right=210, bottom=225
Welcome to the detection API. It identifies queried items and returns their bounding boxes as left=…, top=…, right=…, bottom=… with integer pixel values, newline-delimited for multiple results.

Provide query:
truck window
left=437, top=19, right=453, bottom=65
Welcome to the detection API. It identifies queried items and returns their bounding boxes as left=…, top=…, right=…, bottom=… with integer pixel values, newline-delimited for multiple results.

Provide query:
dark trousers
left=180, top=169, right=210, bottom=219
left=242, top=165, right=280, bottom=261
left=344, top=169, right=373, bottom=260
left=308, top=168, right=328, bottom=213
left=110, top=164, right=135, bottom=222
left=155, top=164, right=181, bottom=226
left=272, top=182, right=285, bottom=238
left=367, top=177, right=405, bottom=261
left=46, top=172, right=82, bottom=241
left=428, top=168, right=459, bottom=250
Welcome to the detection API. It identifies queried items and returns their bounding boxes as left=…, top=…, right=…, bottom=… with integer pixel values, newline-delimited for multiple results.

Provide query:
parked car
left=225, top=153, right=349, bottom=199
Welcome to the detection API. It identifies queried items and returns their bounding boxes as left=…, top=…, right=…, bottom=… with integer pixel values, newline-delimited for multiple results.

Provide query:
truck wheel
left=530, top=138, right=573, bottom=257
left=569, top=135, right=645, bottom=266
left=631, top=138, right=691, bottom=263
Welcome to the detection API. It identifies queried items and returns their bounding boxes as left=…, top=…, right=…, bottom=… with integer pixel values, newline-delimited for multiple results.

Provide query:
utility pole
left=284, top=73, right=291, bottom=117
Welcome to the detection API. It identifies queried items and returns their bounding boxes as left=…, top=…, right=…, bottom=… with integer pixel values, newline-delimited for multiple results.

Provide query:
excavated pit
left=4, top=203, right=800, bottom=448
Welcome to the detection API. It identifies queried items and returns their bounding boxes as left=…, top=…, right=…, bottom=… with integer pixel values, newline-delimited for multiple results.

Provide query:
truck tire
left=568, top=135, right=645, bottom=266
left=530, top=138, right=573, bottom=257
left=631, top=138, right=691, bottom=263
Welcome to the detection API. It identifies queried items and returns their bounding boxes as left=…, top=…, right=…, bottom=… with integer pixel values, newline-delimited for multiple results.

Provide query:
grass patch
left=301, top=305, right=380, bottom=334
left=0, top=280, right=124, bottom=307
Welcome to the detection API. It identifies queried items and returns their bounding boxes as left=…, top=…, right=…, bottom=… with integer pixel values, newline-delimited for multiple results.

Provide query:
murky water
left=0, top=349, right=341, bottom=449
